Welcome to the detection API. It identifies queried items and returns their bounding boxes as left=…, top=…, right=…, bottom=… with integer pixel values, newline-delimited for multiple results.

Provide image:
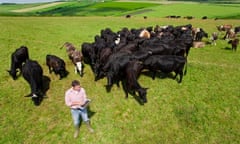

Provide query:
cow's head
left=138, top=88, right=148, bottom=103
left=31, top=93, right=43, bottom=106
left=59, top=68, right=68, bottom=80
left=7, top=69, right=18, bottom=80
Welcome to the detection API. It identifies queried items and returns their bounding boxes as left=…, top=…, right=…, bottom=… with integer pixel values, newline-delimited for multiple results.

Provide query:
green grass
left=33, top=1, right=158, bottom=16
left=0, top=16, right=240, bottom=143
left=0, top=1, right=240, bottom=19
left=137, top=3, right=240, bottom=19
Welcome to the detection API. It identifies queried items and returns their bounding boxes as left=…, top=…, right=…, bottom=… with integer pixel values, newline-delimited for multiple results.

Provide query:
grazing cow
left=126, top=14, right=131, bottom=18
left=143, top=55, right=187, bottom=83
left=223, top=29, right=236, bottom=40
left=193, top=41, right=206, bottom=48
left=192, top=27, right=200, bottom=40
left=217, top=24, right=232, bottom=32
left=71, top=50, right=84, bottom=76
left=228, top=38, right=239, bottom=51
left=46, top=54, right=68, bottom=79
left=195, top=28, right=208, bottom=41
left=122, top=60, right=148, bottom=103
left=210, top=32, right=218, bottom=45
left=60, top=42, right=76, bottom=60
left=103, top=52, right=132, bottom=87
left=234, top=26, right=240, bottom=34
left=22, top=59, right=43, bottom=105
left=81, top=42, right=95, bottom=66
left=184, top=16, right=194, bottom=20
left=8, top=46, right=29, bottom=80
left=202, top=16, right=207, bottom=20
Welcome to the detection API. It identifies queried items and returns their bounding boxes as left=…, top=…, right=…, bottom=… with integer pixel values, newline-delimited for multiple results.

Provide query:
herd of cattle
left=7, top=23, right=240, bottom=105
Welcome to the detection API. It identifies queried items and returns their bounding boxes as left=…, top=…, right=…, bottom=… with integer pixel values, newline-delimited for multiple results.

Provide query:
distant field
left=11, top=2, right=66, bottom=12
left=0, top=1, right=239, bottom=19
left=0, top=16, right=240, bottom=144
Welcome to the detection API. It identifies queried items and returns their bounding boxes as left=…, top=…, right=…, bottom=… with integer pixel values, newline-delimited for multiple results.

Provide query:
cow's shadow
left=26, top=75, right=51, bottom=106
left=223, top=46, right=232, bottom=51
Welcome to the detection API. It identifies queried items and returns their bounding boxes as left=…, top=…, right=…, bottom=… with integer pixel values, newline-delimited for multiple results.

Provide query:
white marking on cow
left=32, top=94, right=38, bottom=98
left=115, top=37, right=120, bottom=45
left=75, top=62, right=82, bottom=75
left=139, top=29, right=150, bottom=39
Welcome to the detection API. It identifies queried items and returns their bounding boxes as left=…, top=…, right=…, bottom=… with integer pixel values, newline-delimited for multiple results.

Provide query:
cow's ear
left=144, top=88, right=149, bottom=90
left=6, top=70, right=10, bottom=73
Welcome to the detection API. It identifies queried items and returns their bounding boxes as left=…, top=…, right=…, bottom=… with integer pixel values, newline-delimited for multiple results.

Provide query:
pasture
left=0, top=16, right=240, bottom=144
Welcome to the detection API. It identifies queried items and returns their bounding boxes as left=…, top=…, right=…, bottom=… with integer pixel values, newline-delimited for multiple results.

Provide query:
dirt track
left=12, top=2, right=66, bottom=13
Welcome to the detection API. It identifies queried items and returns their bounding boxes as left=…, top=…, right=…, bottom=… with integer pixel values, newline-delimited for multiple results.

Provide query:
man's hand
left=71, top=101, right=81, bottom=106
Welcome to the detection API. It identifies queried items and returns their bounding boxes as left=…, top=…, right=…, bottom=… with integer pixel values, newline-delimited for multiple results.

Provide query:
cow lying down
left=142, top=55, right=187, bottom=83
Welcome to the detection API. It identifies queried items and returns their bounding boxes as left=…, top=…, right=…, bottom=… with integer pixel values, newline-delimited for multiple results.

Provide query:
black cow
left=22, top=59, right=43, bottom=105
left=46, top=54, right=68, bottom=79
left=234, top=26, right=240, bottom=34
left=103, top=52, right=132, bottom=87
left=122, top=60, right=148, bottom=103
left=195, top=29, right=208, bottom=41
left=143, top=55, right=187, bottom=83
left=8, top=46, right=29, bottom=80
left=126, top=14, right=131, bottom=18
left=202, top=16, right=207, bottom=20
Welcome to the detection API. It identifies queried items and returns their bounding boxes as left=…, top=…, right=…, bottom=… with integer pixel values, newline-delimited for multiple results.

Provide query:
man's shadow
left=78, top=106, right=96, bottom=127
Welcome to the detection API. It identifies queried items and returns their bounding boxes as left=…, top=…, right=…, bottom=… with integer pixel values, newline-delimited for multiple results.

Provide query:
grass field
left=0, top=16, right=240, bottom=143
left=0, top=1, right=240, bottom=18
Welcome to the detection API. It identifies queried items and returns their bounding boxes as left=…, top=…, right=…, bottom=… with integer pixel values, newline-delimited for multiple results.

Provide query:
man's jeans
left=71, top=108, right=89, bottom=127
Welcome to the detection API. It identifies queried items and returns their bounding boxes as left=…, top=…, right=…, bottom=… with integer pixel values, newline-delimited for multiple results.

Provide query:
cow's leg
left=178, top=71, right=183, bottom=83
left=121, top=80, right=129, bottom=99
left=152, top=71, right=156, bottom=80
left=173, top=71, right=178, bottom=80
left=74, top=66, right=77, bottom=74
left=48, top=66, right=52, bottom=73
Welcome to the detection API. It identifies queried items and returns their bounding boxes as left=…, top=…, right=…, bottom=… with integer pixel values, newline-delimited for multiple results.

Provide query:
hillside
left=0, top=0, right=239, bottom=19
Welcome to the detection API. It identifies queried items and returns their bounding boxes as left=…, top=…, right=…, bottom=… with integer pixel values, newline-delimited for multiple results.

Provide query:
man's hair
left=71, top=80, right=80, bottom=87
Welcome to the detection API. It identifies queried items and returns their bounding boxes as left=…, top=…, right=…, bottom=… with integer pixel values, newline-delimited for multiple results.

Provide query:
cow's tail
left=184, top=57, right=187, bottom=75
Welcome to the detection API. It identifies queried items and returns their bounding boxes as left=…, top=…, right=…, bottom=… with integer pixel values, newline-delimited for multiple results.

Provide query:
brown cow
left=228, top=38, right=239, bottom=51
left=193, top=41, right=206, bottom=48
left=71, top=50, right=84, bottom=76
left=139, top=29, right=150, bottom=39
left=224, top=29, right=236, bottom=40
left=210, top=32, right=219, bottom=45
left=60, top=42, right=76, bottom=60
left=217, top=24, right=233, bottom=32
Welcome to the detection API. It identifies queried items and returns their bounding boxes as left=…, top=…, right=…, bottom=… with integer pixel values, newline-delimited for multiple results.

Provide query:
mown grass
left=0, top=16, right=240, bottom=144
left=33, top=1, right=157, bottom=16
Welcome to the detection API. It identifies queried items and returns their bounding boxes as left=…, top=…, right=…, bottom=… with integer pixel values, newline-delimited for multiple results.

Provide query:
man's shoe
left=74, top=128, right=79, bottom=138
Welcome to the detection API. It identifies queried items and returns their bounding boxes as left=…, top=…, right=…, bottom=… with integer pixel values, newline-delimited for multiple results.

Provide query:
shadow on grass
left=77, top=106, right=96, bottom=127
left=223, top=46, right=232, bottom=51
